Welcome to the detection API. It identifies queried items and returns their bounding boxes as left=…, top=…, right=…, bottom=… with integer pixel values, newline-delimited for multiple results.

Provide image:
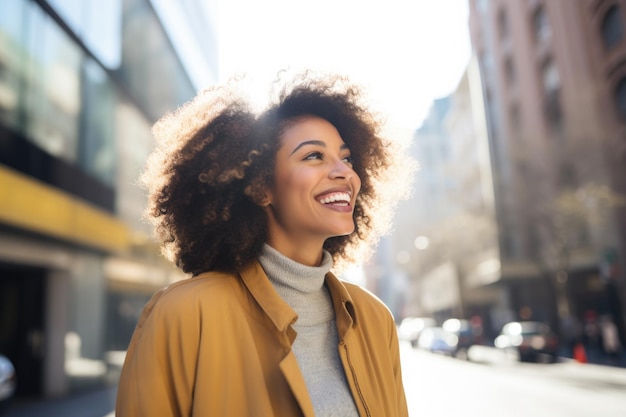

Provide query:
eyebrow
left=289, top=140, right=349, bottom=156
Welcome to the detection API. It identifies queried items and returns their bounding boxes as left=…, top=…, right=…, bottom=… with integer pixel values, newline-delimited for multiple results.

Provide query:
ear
left=255, top=188, right=272, bottom=207
left=258, top=194, right=271, bottom=207
left=245, top=183, right=272, bottom=207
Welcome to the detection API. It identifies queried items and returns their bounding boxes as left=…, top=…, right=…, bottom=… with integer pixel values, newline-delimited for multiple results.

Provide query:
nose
left=329, top=159, right=354, bottom=180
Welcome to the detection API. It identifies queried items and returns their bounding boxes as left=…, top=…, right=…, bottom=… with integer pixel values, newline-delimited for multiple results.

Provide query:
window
left=23, top=5, right=82, bottom=163
left=476, top=0, right=489, bottom=13
left=480, top=50, right=494, bottom=75
left=601, top=5, right=624, bottom=49
left=79, top=58, right=117, bottom=186
left=533, top=6, right=551, bottom=43
left=542, top=58, right=562, bottom=127
left=559, top=163, right=576, bottom=187
left=504, top=56, right=516, bottom=84
left=498, top=8, right=509, bottom=39
left=510, top=102, right=521, bottom=130
left=120, top=0, right=195, bottom=122
left=615, top=77, right=626, bottom=120
left=47, top=0, right=123, bottom=68
left=542, top=58, right=560, bottom=93
left=0, top=0, right=27, bottom=130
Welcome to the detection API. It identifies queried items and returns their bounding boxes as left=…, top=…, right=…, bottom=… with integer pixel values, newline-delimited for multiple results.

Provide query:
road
left=400, top=342, right=626, bottom=417
left=5, top=343, right=626, bottom=417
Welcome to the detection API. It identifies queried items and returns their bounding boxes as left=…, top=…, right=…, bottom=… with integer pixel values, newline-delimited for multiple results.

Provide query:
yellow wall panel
left=0, top=165, right=131, bottom=253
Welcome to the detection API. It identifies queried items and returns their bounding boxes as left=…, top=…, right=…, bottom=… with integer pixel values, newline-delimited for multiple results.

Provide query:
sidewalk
left=3, top=386, right=116, bottom=417
left=5, top=346, right=626, bottom=417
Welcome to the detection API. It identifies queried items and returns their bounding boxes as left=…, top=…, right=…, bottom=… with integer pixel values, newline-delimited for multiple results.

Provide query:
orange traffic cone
left=573, top=343, right=587, bottom=363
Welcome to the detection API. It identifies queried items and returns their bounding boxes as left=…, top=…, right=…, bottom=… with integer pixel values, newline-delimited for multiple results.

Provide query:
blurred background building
left=391, top=0, right=626, bottom=351
left=0, top=0, right=217, bottom=400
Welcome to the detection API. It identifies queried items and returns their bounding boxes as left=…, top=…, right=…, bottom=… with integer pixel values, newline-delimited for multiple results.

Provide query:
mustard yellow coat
left=115, top=261, right=408, bottom=417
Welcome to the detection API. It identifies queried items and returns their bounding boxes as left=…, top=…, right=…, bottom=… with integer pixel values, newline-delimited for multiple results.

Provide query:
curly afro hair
left=141, top=72, right=407, bottom=275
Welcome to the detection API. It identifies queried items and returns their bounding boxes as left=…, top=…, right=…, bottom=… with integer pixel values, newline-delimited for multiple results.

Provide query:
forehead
left=278, top=116, right=344, bottom=146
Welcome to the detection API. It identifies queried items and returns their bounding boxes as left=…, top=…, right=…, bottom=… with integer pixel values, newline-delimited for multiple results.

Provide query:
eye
left=342, top=154, right=353, bottom=166
left=303, top=151, right=324, bottom=161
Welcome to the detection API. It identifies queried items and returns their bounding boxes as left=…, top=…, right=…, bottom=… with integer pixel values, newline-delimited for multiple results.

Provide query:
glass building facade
left=0, top=0, right=216, bottom=399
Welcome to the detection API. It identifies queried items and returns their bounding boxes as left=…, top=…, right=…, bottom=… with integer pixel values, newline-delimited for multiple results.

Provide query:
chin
left=328, top=227, right=355, bottom=238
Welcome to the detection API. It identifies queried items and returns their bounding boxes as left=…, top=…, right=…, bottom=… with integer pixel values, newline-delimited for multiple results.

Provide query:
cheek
left=271, top=169, right=311, bottom=205
left=353, top=172, right=362, bottom=195
left=283, top=168, right=318, bottom=190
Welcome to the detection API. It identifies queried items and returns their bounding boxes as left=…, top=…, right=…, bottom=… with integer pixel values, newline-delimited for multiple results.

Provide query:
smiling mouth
left=318, top=192, right=351, bottom=206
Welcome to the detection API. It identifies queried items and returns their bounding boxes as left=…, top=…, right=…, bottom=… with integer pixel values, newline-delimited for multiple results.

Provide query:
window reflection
left=23, top=5, right=81, bottom=163
left=46, top=0, right=122, bottom=68
left=0, top=1, right=26, bottom=131
left=0, top=0, right=120, bottom=186
left=115, top=100, right=153, bottom=232
left=79, top=59, right=116, bottom=186
left=120, top=0, right=195, bottom=122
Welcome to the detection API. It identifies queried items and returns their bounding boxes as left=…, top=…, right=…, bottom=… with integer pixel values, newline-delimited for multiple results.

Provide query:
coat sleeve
left=115, top=287, right=200, bottom=417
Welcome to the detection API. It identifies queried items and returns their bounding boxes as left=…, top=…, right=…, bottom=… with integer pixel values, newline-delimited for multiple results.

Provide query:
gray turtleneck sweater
left=258, top=244, right=359, bottom=417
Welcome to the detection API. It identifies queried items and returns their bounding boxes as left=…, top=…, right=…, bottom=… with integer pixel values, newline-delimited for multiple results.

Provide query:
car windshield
left=519, top=322, right=548, bottom=335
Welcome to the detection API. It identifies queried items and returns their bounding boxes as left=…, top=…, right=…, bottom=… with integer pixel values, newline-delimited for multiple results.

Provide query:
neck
left=265, top=237, right=325, bottom=266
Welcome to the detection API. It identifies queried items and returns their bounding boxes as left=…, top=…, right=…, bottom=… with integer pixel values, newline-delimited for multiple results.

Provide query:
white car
left=398, top=317, right=436, bottom=347
left=0, top=354, right=16, bottom=414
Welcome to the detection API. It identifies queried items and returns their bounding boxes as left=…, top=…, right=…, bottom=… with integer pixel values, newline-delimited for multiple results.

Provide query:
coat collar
left=239, top=261, right=357, bottom=339
left=324, top=271, right=357, bottom=339
left=240, top=261, right=297, bottom=334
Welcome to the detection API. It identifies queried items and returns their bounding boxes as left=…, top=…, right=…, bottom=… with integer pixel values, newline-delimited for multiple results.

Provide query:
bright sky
left=215, top=0, right=472, bottom=136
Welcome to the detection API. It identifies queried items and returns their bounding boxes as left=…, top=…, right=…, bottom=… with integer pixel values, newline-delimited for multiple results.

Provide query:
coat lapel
left=240, top=262, right=316, bottom=416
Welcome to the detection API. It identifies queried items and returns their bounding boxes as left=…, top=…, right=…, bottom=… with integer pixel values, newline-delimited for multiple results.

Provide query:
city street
left=5, top=342, right=626, bottom=417
left=401, top=342, right=626, bottom=417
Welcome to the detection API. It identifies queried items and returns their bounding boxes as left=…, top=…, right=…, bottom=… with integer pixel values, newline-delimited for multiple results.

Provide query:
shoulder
left=343, top=281, right=391, bottom=312
left=136, top=271, right=243, bottom=328
left=338, top=281, right=400, bottom=347
left=341, top=281, right=396, bottom=326
left=163, top=270, right=238, bottom=297
left=325, top=272, right=394, bottom=320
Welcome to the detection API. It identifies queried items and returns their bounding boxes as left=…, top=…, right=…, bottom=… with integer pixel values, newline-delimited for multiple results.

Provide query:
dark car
left=0, top=354, right=16, bottom=414
left=494, top=321, right=559, bottom=363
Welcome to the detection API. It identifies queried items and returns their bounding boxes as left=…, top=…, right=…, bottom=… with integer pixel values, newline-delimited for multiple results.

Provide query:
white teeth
left=319, top=192, right=351, bottom=205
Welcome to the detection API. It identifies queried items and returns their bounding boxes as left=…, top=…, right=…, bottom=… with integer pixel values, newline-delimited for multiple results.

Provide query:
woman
left=116, top=72, right=409, bottom=417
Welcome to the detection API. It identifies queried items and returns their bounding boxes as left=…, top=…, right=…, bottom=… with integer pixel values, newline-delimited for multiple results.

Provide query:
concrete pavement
left=3, top=344, right=625, bottom=417
left=3, top=386, right=116, bottom=417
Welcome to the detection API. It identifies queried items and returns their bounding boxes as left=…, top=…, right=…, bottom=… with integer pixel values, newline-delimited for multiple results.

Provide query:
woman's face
left=263, top=116, right=361, bottom=254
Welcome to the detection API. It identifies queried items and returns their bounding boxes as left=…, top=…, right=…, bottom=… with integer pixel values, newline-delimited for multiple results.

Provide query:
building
left=394, top=0, right=626, bottom=347
left=0, top=0, right=217, bottom=400
left=392, top=57, right=502, bottom=336
left=468, top=0, right=626, bottom=343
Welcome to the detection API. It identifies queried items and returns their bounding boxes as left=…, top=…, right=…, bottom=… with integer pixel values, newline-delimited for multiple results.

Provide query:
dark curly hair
left=141, top=72, right=407, bottom=275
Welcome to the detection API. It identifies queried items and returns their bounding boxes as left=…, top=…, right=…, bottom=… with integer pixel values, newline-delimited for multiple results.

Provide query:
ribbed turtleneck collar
left=259, top=244, right=334, bottom=327
left=259, top=244, right=332, bottom=293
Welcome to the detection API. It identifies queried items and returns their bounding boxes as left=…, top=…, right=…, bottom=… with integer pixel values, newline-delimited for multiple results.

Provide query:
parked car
left=398, top=317, right=436, bottom=348
left=0, top=354, right=16, bottom=414
left=416, top=326, right=458, bottom=355
left=442, top=319, right=473, bottom=359
left=441, top=318, right=483, bottom=359
left=494, top=321, right=559, bottom=363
